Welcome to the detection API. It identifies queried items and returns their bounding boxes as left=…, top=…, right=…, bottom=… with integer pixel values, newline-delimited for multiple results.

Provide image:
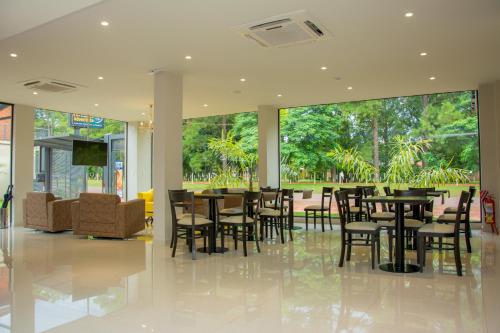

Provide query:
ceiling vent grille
left=21, top=78, right=81, bottom=93
left=235, top=10, right=330, bottom=48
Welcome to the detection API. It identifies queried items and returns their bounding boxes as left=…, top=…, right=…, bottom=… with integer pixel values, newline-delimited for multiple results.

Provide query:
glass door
left=104, top=134, right=126, bottom=199
left=0, top=104, right=13, bottom=217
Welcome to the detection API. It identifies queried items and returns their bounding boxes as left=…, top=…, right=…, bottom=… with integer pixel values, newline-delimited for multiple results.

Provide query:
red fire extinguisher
left=481, top=190, right=499, bottom=235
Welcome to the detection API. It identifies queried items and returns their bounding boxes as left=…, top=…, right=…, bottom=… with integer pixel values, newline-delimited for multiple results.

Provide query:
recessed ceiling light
left=420, top=52, right=427, bottom=56
left=94, top=103, right=99, bottom=107
left=320, top=66, right=328, bottom=71
left=185, top=55, right=192, bottom=60
left=347, top=86, right=353, bottom=90
left=10, top=53, right=18, bottom=58
left=141, top=112, right=146, bottom=116
left=100, top=21, right=109, bottom=26
left=203, top=104, right=208, bottom=107
left=98, top=76, right=104, bottom=80
left=32, top=91, right=38, bottom=95
left=429, top=76, right=436, bottom=80
left=405, top=12, right=414, bottom=17
left=277, top=94, right=283, bottom=97
left=240, top=78, right=246, bottom=82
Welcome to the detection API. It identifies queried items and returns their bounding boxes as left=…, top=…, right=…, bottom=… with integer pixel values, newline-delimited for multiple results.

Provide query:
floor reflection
left=0, top=226, right=492, bottom=333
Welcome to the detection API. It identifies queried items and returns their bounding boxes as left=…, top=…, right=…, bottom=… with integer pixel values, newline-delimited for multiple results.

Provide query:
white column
left=12, top=104, right=34, bottom=226
left=258, top=105, right=280, bottom=188
left=127, top=122, right=153, bottom=200
left=152, top=71, right=183, bottom=243
left=479, top=81, right=500, bottom=229
left=126, top=122, right=138, bottom=200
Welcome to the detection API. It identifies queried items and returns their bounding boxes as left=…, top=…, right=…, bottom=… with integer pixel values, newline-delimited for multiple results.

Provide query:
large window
left=280, top=91, right=480, bottom=220
left=33, top=109, right=127, bottom=199
left=182, top=112, right=258, bottom=190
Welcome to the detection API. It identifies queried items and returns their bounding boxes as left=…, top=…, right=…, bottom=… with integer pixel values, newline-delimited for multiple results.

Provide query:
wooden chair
left=304, top=186, right=334, bottom=232
left=417, top=191, right=470, bottom=276
left=407, top=187, right=435, bottom=223
left=394, top=189, right=427, bottom=249
left=437, top=187, right=475, bottom=253
left=444, top=186, right=476, bottom=214
left=218, top=191, right=261, bottom=256
left=335, top=190, right=381, bottom=269
left=259, top=189, right=294, bottom=244
left=259, top=188, right=280, bottom=239
left=339, top=187, right=365, bottom=221
left=168, top=190, right=214, bottom=260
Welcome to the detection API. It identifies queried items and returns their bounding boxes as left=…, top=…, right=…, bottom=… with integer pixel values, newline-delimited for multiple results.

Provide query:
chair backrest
left=321, top=187, right=334, bottom=210
left=407, top=187, right=435, bottom=211
left=394, top=189, right=426, bottom=218
left=469, top=186, right=477, bottom=202
left=279, top=189, right=294, bottom=214
left=453, top=191, right=471, bottom=233
left=361, top=187, right=377, bottom=216
left=242, top=191, right=261, bottom=223
left=79, top=193, right=120, bottom=224
left=339, top=187, right=363, bottom=207
left=168, top=190, right=195, bottom=226
left=25, top=192, right=56, bottom=222
left=334, top=190, right=351, bottom=231
left=462, top=187, right=476, bottom=221
left=260, top=188, right=279, bottom=209
left=383, top=186, right=392, bottom=196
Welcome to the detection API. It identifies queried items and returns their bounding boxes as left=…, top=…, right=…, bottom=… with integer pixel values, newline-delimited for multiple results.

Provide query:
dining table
left=362, top=195, right=434, bottom=273
left=194, top=192, right=244, bottom=253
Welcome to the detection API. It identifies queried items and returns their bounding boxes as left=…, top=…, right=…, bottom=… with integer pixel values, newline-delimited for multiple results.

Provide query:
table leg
left=198, top=198, right=228, bottom=253
left=379, top=202, right=419, bottom=273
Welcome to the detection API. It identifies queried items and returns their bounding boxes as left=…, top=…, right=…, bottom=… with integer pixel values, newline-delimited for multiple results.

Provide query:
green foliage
left=385, top=136, right=430, bottom=185
left=412, top=163, right=470, bottom=187
left=327, top=146, right=375, bottom=183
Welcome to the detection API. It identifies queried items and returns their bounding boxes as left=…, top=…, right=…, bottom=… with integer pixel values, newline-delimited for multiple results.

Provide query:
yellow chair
left=138, top=189, right=154, bottom=225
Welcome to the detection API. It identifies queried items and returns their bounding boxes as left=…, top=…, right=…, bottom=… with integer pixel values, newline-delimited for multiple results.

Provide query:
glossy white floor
left=0, top=225, right=497, bottom=333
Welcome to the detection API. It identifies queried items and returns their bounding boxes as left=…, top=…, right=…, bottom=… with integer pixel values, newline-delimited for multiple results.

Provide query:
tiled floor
left=0, top=225, right=495, bottom=333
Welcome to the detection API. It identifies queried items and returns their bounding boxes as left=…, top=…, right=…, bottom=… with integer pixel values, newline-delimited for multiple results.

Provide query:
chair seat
left=259, top=208, right=283, bottom=217
left=443, top=207, right=464, bottom=214
left=388, top=218, right=424, bottom=228
left=219, top=215, right=254, bottom=224
left=345, top=222, right=380, bottom=232
left=178, top=213, right=206, bottom=219
left=437, top=213, right=466, bottom=223
left=418, top=223, right=454, bottom=235
left=349, top=206, right=365, bottom=213
left=371, top=212, right=395, bottom=220
left=405, top=211, right=433, bottom=218
left=304, top=204, right=327, bottom=211
left=265, top=203, right=288, bottom=209
left=178, top=217, right=213, bottom=226
left=377, top=220, right=395, bottom=228
left=220, top=207, right=243, bottom=216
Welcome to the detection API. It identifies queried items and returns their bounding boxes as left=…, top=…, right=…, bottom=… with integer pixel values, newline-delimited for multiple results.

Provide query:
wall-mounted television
left=72, top=140, right=108, bottom=166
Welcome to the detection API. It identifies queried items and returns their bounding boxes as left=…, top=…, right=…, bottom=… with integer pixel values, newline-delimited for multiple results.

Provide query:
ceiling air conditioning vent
left=235, top=10, right=330, bottom=48
left=21, top=78, right=81, bottom=93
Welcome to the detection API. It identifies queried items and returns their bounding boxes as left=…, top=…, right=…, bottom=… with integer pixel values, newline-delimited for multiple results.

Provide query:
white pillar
left=152, top=71, right=183, bottom=243
left=12, top=104, right=34, bottom=226
left=258, top=105, right=280, bottom=188
left=479, top=81, right=500, bottom=229
left=127, top=122, right=153, bottom=199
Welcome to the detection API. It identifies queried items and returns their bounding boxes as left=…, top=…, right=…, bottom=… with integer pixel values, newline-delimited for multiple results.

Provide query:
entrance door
left=104, top=134, right=126, bottom=198
left=0, top=103, right=13, bottom=219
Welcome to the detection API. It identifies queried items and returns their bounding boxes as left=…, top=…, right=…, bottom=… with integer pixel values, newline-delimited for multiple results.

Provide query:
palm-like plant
left=412, top=162, right=470, bottom=187
left=327, top=146, right=375, bottom=183
left=385, top=136, right=430, bottom=186
left=208, top=132, right=258, bottom=189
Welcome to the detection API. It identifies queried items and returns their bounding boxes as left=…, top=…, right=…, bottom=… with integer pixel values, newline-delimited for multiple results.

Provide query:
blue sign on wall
left=70, top=114, right=105, bottom=128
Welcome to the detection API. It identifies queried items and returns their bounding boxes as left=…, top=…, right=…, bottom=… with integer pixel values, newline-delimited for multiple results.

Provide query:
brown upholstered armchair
left=71, top=193, right=145, bottom=239
left=23, top=192, right=76, bottom=232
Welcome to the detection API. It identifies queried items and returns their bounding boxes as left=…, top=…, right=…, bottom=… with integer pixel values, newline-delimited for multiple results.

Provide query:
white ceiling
left=0, top=0, right=499, bottom=121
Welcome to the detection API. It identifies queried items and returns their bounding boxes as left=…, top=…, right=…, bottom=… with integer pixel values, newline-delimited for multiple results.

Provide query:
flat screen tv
left=72, top=140, right=108, bottom=166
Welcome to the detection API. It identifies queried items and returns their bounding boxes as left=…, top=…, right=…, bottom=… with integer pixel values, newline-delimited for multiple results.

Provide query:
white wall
left=478, top=81, right=500, bottom=229
left=258, top=105, right=280, bottom=188
left=12, top=104, right=34, bottom=226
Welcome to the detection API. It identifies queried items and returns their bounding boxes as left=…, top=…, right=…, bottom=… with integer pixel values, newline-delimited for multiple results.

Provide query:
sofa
left=72, top=193, right=145, bottom=239
left=23, top=192, right=76, bottom=232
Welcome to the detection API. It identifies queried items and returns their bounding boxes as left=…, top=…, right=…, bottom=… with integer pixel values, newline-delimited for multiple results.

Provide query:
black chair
left=218, top=191, right=261, bottom=257
left=407, top=187, right=435, bottom=223
left=335, top=190, right=381, bottom=269
left=364, top=188, right=396, bottom=259
left=168, top=190, right=215, bottom=260
left=437, top=187, right=475, bottom=253
left=304, top=186, right=334, bottom=232
left=259, top=189, right=294, bottom=244
left=444, top=186, right=476, bottom=214
left=394, top=189, right=427, bottom=249
left=259, top=187, right=280, bottom=239
left=417, top=191, right=470, bottom=276
left=339, top=187, right=365, bottom=221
